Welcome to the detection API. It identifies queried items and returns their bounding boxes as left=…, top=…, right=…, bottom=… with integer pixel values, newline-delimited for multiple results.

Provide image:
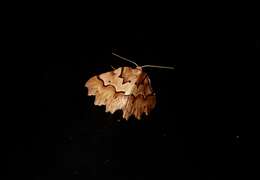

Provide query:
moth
left=85, top=52, right=174, bottom=120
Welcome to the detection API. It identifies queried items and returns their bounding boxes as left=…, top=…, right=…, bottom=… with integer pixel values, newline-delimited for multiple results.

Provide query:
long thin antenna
left=141, top=64, right=175, bottom=70
left=112, top=52, right=139, bottom=67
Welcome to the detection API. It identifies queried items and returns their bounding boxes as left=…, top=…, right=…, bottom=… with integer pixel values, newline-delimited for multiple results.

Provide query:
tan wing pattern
left=85, top=67, right=156, bottom=120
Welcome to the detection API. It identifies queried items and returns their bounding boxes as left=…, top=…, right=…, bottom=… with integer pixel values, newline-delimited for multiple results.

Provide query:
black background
left=6, top=34, right=251, bottom=179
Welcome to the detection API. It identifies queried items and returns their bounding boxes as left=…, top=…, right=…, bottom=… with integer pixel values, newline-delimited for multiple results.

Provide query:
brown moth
left=85, top=53, right=174, bottom=120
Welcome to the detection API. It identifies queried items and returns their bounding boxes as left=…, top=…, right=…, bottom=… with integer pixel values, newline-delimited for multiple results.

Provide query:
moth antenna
left=112, top=52, right=139, bottom=67
left=141, top=64, right=175, bottom=70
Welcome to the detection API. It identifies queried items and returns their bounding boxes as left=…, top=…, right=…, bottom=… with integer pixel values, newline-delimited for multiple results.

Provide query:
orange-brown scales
left=86, top=66, right=156, bottom=120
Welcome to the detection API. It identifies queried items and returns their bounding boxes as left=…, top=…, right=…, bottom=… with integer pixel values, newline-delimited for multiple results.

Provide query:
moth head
left=136, top=66, right=142, bottom=71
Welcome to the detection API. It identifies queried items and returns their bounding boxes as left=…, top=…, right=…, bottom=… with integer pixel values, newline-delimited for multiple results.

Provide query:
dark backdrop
left=6, top=37, right=247, bottom=179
